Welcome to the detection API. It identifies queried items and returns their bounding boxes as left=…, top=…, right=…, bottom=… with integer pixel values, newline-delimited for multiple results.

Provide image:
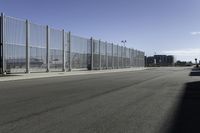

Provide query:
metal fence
left=0, top=13, right=145, bottom=74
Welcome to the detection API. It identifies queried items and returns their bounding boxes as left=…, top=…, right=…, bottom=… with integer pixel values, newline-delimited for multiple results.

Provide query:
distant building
left=146, top=55, right=174, bottom=67
left=145, top=56, right=154, bottom=66
left=175, top=61, right=193, bottom=66
left=166, top=56, right=174, bottom=65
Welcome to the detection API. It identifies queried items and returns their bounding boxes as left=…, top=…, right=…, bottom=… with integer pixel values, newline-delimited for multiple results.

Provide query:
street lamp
left=121, top=40, right=127, bottom=68
left=121, top=40, right=127, bottom=47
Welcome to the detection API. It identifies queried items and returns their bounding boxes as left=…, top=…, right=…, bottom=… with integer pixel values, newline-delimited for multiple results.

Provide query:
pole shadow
left=167, top=81, right=200, bottom=133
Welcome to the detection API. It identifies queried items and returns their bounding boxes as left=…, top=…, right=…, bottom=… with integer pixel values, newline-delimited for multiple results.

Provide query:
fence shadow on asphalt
left=167, top=81, right=200, bottom=133
left=0, top=74, right=21, bottom=77
left=189, top=71, right=200, bottom=76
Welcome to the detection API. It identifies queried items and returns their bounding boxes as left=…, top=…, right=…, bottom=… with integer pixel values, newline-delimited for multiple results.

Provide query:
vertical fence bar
left=142, top=52, right=143, bottom=67
left=142, top=52, right=144, bottom=67
left=140, top=52, right=141, bottom=67
left=105, top=42, right=108, bottom=69
left=135, top=50, right=137, bottom=67
left=132, top=49, right=134, bottom=67
left=137, top=50, right=138, bottom=67
left=26, top=20, right=30, bottom=73
left=121, top=46, right=124, bottom=68
left=144, top=52, right=145, bottom=67
left=129, top=48, right=131, bottom=68
left=135, top=49, right=136, bottom=67
left=46, top=25, right=50, bottom=72
left=139, top=51, right=140, bottom=67
left=68, top=31, right=71, bottom=71
left=0, top=13, right=4, bottom=74
left=112, top=43, right=114, bottom=69
left=62, top=29, right=65, bottom=72
left=134, top=49, right=136, bottom=67
left=124, top=47, right=126, bottom=68
left=138, top=51, right=140, bottom=67
left=141, top=52, right=142, bottom=67
left=99, top=40, right=101, bottom=70
left=90, top=37, right=93, bottom=70
left=117, top=44, right=119, bottom=69
left=130, top=49, right=132, bottom=67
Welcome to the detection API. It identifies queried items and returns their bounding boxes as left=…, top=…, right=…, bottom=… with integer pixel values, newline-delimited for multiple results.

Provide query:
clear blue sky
left=1, top=0, right=200, bottom=61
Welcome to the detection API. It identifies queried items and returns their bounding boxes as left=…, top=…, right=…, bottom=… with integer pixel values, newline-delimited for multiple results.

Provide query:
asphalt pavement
left=0, top=67, right=199, bottom=133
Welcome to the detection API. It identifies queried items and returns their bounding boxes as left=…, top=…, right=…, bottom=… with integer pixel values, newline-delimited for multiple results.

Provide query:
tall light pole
left=121, top=40, right=127, bottom=47
left=121, top=40, right=127, bottom=68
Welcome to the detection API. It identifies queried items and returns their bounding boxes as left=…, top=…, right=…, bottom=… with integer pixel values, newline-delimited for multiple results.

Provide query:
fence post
left=139, top=51, right=141, bottom=67
left=141, top=52, right=142, bottom=67
left=121, top=46, right=123, bottom=68
left=112, top=43, right=114, bottom=69
left=135, top=50, right=137, bottom=67
left=125, top=47, right=127, bottom=68
left=0, top=13, right=5, bottom=74
left=132, top=50, right=134, bottom=67
left=138, top=50, right=139, bottom=67
left=46, top=25, right=50, bottom=72
left=105, top=42, right=108, bottom=69
left=143, top=52, right=145, bottom=67
left=25, top=20, right=30, bottom=73
left=117, top=44, right=119, bottom=69
left=131, top=49, right=133, bottom=67
left=136, top=50, right=138, bottom=67
left=62, top=29, right=65, bottom=72
left=68, top=31, right=72, bottom=71
left=130, top=49, right=132, bottom=67
left=138, top=51, right=139, bottom=67
left=129, top=48, right=131, bottom=68
left=99, top=40, right=101, bottom=70
left=91, top=37, right=93, bottom=70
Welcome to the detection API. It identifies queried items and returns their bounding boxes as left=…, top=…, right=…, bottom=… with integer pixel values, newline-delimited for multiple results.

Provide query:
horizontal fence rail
left=0, top=14, right=145, bottom=74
